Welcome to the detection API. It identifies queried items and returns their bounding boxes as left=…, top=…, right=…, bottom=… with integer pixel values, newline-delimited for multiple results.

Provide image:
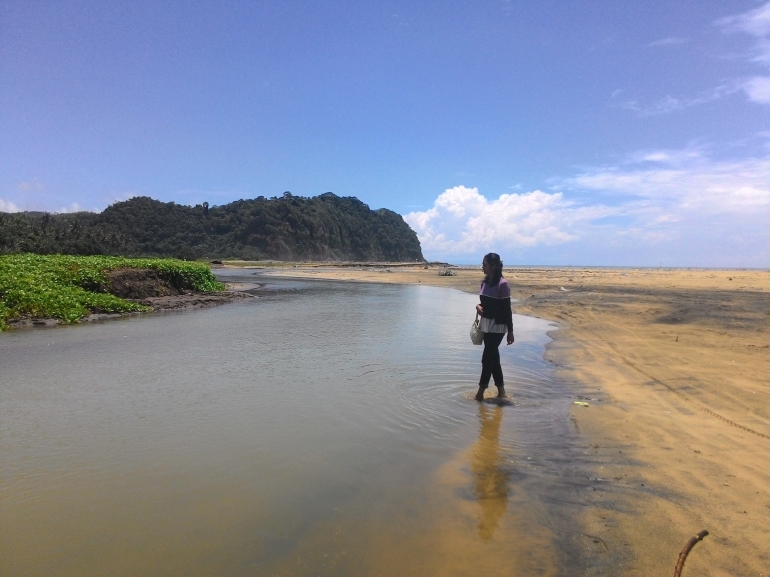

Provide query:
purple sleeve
left=499, top=279, right=511, bottom=298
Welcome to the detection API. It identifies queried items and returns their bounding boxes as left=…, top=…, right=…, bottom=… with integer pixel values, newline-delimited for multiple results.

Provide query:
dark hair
left=483, top=252, right=504, bottom=285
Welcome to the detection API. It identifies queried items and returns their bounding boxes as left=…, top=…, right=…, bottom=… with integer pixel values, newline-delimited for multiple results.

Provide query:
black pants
left=479, top=332, right=505, bottom=389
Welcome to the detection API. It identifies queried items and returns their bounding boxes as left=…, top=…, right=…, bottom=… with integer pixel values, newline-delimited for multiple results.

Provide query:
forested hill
left=0, top=193, right=425, bottom=261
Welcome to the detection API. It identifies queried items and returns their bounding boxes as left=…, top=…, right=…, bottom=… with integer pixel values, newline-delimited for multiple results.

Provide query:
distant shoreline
left=215, top=259, right=768, bottom=272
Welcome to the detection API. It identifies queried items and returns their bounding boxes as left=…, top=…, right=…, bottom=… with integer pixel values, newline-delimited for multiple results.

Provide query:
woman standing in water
left=475, top=253, right=514, bottom=401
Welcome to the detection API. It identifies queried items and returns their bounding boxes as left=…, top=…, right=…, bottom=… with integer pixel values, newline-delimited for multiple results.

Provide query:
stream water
left=1, top=273, right=589, bottom=576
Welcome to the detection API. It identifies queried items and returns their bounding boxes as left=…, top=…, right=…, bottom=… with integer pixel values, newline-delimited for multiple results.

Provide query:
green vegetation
left=0, top=254, right=224, bottom=330
left=0, top=211, right=132, bottom=256
left=1, top=192, right=425, bottom=262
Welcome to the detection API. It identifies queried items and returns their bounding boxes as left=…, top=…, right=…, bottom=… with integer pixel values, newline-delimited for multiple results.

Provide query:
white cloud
left=55, top=203, right=90, bottom=214
left=0, top=198, right=20, bottom=213
left=625, top=144, right=705, bottom=166
left=648, top=37, right=688, bottom=47
left=620, top=76, right=770, bottom=115
left=404, top=186, right=613, bottom=255
left=717, top=2, right=770, bottom=37
left=17, top=178, right=44, bottom=192
left=740, top=75, right=770, bottom=102
left=716, top=1, right=770, bottom=63
left=407, top=147, right=769, bottom=263
left=619, top=4, right=770, bottom=116
left=564, top=153, right=769, bottom=214
left=619, top=84, right=738, bottom=116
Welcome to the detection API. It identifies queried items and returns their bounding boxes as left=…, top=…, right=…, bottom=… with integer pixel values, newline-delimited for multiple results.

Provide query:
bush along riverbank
left=0, top=254, right=226, bottom=330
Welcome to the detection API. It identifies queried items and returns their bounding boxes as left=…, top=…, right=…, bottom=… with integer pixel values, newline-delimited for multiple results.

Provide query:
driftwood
left=673, top=529, right=709, bottom=577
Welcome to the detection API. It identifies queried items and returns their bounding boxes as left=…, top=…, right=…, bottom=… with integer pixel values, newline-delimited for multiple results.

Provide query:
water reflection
left=470, top=404, right=511, bottom=540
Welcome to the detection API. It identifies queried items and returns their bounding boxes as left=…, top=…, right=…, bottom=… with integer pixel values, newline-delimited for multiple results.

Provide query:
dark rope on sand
left=673, top=529, right=709, bottom=577
left=587, top=330, right=769, bottom=440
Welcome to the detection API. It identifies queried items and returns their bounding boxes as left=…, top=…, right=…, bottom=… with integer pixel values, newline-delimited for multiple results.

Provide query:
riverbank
left=0, top=254, right=247, bottom=330
left=258, top=263, right=769, bottom=576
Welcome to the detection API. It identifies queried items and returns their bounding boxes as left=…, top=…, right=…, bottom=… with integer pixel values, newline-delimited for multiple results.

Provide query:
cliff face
left=0, top=193, right=425, bottom=262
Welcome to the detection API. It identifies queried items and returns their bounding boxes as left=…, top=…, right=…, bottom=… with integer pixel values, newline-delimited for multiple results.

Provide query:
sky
left=1, top=0, right=768, bottom=266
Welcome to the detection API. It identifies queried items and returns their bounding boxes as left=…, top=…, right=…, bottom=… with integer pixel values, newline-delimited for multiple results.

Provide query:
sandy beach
left=255, top=263, right=769, bottom=576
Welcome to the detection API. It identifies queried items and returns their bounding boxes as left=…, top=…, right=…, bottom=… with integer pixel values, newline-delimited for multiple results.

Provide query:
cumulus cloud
left=406, top=146, right=769, bottom=263
left=0, top=198, right=20, bottom=213
left=404, top=186, right=612, bottom=255
left=55, top=203, right=89, bottom=214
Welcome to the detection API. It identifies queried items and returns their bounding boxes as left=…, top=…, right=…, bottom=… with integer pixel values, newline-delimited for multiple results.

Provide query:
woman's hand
left=476, top=304, right=484, bottom=315
left=506, top=331, right=514, bottom=345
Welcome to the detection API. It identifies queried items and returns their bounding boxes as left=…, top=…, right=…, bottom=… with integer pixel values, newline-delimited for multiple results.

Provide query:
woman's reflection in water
left=471, top=404, right=511, bottom=540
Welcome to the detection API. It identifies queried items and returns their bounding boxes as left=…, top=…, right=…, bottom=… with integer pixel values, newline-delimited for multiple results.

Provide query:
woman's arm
left=477, top=281, right=485, bottom=315
left=503, top=296, right=514, bottom=344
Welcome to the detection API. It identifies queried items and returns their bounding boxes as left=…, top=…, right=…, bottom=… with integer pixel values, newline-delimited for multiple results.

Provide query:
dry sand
left=256, top=263, right=769, bottom=576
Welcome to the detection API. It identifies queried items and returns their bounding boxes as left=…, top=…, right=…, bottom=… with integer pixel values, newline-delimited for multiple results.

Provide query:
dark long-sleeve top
left=479, top=277, right=513, bottom=333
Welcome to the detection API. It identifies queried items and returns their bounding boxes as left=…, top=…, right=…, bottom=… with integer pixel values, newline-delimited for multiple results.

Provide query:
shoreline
left=4, top=291, right=253, bottom=330
left=259, top=263, right=769, bottom=576
left=0, top=255, right=238, bottom=331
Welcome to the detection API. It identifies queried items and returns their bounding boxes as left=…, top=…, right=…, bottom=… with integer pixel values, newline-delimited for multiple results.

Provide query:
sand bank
left=257, top=263, right=769, bottom=576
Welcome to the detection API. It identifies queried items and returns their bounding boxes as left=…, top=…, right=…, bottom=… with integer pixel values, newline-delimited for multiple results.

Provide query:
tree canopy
left=1, top=193, right=424, bottom=262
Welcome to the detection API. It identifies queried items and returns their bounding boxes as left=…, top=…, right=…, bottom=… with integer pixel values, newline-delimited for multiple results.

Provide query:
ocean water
left=0, top=274, right=585, bottom=576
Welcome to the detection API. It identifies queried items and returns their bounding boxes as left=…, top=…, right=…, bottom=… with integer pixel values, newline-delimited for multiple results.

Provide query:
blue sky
left=1, top=0, right=768, bottom=266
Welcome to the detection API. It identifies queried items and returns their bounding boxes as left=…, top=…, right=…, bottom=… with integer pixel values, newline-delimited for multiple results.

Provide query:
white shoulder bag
left=470, top=313, right=483, bottom=345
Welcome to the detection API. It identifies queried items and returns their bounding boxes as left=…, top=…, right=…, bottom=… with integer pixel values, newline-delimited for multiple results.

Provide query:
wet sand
left=260, top=263, right=769, bottom=576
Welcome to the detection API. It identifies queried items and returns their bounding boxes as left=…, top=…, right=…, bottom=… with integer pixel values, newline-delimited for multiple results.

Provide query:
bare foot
left=496, top=385, right=506, bottom=398
left=475, top=388, right=485, bottom=401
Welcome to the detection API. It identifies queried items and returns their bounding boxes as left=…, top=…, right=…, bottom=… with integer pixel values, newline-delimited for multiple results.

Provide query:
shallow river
left=1, top=274, right=588, bottom=576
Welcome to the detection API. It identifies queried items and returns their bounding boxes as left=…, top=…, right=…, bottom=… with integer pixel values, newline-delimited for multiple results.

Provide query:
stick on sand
left=673, top=529, right=709, bottom=577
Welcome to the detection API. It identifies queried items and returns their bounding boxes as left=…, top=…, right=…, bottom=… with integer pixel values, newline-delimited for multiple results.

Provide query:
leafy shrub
left=0, top=254, right=225, bottom=330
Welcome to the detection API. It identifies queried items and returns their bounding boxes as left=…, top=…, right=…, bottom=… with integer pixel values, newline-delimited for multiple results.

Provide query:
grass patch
left=0, top=254, right=225, bottom=330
